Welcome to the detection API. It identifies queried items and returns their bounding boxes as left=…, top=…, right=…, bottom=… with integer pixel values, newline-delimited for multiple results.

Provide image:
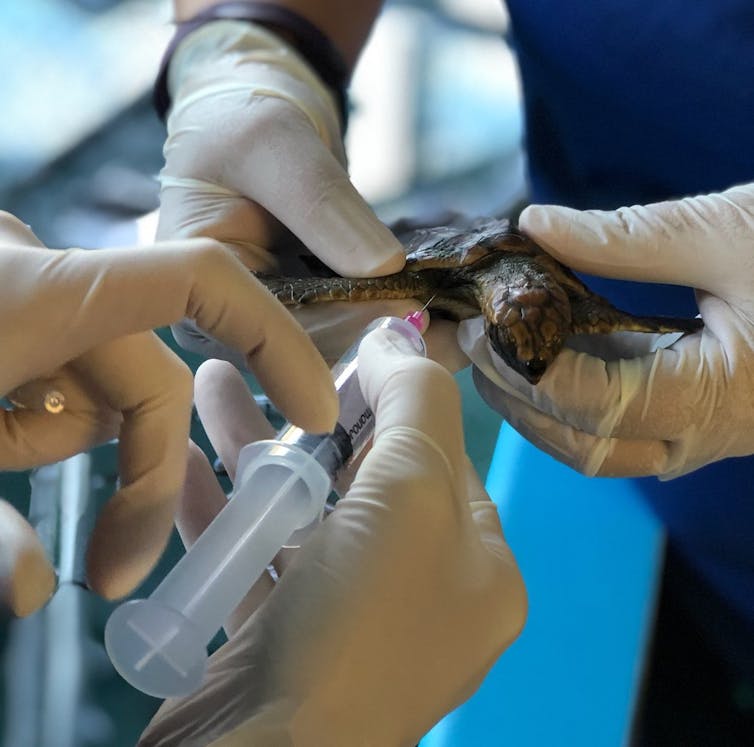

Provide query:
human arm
left=0, top=212, right=336, bottom=610
left=460, top=183, right=754, bottom=479
left=138, top=324, right=526, bottom=746
left=172, top=0, right=384, bottom=69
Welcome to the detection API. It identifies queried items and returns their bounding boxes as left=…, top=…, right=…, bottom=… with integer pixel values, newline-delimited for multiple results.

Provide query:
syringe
left=104, top=314, right=426, bottom=698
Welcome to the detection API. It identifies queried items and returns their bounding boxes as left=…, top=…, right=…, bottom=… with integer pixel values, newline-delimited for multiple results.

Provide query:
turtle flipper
left=570, top=297, right=703, bottom=336
left=258, top=272, right=432, bottom=305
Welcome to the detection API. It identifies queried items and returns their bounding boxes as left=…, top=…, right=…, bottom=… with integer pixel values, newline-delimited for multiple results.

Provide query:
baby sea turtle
left=260, top=218, right=702, bottom=384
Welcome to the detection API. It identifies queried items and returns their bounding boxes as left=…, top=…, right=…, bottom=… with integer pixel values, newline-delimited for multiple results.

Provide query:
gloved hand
left=0, top=211, right=336, bottom=610
left=139, top=326, right=526, bottom=746
left=460, top=183, right=754, bottom=479
left=158, top=19, right=421, bottom=366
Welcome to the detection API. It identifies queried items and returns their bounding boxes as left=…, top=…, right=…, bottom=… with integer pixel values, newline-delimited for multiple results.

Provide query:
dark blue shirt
left=505, top=0, right=754, bottom=672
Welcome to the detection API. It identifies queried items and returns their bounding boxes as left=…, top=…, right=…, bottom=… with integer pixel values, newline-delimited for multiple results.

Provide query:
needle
left=403, top=294, right=437, bottom=331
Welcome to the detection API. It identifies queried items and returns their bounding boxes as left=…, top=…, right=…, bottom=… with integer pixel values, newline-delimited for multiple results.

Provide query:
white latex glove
left=0, top=211, right=336, bottom=609
left=460, top=183, right=754, bottom=479
left=139, top=326, right=526, bottom=747
left=159, top=20, right=420, bottom=366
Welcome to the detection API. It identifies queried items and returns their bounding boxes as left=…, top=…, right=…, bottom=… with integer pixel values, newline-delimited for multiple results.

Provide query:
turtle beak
left=520, top=358, right=547, bottom=384
left=486, top=321, right=548, bottom=385
left=508, top=356, right=547, bottom=385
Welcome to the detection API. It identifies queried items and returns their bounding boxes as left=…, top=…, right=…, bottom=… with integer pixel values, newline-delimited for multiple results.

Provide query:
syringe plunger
left=105, top=441, right=330, bottom=697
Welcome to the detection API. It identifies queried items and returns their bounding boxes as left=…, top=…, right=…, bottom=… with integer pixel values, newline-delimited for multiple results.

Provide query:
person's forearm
left=172, top=0, right=384, bottom=72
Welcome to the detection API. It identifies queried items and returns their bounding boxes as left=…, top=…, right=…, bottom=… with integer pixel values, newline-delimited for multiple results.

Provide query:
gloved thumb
left=357, top=325, right=465, bottom=473
left=0, top=500, right=56, bottom=616
left=519, top=184, right=754, bottom=298
left=227, top=100, right=406, bottom=277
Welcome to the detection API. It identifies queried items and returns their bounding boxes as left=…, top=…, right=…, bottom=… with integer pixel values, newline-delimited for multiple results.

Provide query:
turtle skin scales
left=258, top=218, right=702, bottom=384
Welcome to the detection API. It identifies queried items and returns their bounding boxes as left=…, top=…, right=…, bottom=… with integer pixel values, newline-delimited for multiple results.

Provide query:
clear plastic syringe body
left=104, top=315, right=426, bottom=698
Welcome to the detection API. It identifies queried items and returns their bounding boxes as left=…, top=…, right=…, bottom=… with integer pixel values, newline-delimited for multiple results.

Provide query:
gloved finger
left=177, top=441, right=275, bottom=637
left=0, top=368, right=120, bottom=470
left=477, top=380, right=671, bottom=477
left=74, top=332, right=194, bottom=600
left=193, top=361, right=302, bottom=577
left=564, top=329, right=674, bottom=360
left=8, top=240, right=336, bottom=434
left=194, top=359, right=276, bottom=482
left=224, top=97, right=406, bottom=278
left=176, top=442, right=230, bottom=547
left=357, top=326, right=466, bottom=483
left=0, top=500, right=56, bottom=616
left=0, top=211, right=45, bottom=247
left=519, top=186, right=754, bottom=296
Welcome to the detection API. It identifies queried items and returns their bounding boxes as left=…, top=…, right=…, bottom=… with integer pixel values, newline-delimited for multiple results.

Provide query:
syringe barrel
left=104, top=442, right=331, bottom=697
left=153, top=441, right=331, bottom=640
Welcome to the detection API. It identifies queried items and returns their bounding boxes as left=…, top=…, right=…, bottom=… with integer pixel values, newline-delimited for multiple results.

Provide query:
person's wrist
left=154, top=1, right=349, bottom=128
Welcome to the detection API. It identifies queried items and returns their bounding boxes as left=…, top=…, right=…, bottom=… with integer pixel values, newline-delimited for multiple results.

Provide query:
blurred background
left=0, top=1, right=524, bottom=744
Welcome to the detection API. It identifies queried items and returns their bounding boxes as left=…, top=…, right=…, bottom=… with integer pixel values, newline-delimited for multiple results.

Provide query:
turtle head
left=483, top=281, right=571, bottom=385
